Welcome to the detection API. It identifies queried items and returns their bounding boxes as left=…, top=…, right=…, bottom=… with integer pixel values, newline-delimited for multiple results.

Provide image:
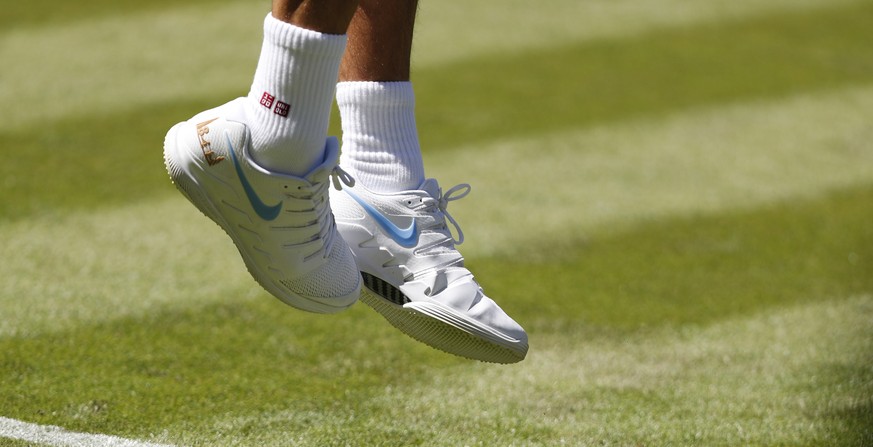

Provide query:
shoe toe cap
left=468, top=295, right=529, bottom=346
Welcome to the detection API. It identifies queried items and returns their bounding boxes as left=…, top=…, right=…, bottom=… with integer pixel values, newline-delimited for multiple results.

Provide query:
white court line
left=0, top=417, right=175, bottom=447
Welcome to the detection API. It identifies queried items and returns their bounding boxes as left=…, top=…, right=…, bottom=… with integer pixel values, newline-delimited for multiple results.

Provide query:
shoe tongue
left=419, top=178, right=441, bottom=198
left=302, top=137, right=340, bottom=184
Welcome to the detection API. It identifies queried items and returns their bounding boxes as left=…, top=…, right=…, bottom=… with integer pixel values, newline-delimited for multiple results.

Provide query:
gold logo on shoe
left=195, top=118, right=225, bottom=166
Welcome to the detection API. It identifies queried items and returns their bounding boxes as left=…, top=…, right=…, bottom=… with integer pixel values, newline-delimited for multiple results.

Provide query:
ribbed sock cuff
left=244, top=14, right=346, bottom=175
left=337, top=81, right=425, bottom=192
left=261, top=13, right=347, bottom=55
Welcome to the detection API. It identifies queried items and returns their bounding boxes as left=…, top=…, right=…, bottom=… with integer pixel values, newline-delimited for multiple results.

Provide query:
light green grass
left=2, top=0, right=873, bottom=445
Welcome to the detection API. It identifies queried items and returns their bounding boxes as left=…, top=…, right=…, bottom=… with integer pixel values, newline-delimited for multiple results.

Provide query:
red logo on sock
left=274, top=101, right=290, bottom=117
left=259, top=92, right=275, bottom=109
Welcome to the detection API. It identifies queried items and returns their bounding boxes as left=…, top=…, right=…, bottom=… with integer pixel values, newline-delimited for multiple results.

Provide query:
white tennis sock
left=244, top=14, right=346, bottom=176
left=337, top=81, right=426, bottom=193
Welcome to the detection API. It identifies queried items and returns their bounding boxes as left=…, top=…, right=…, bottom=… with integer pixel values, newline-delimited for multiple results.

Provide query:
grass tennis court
left=1, top=0, right=872, bottom=445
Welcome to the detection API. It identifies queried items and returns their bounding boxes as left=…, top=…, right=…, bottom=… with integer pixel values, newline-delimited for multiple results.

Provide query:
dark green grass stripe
left=0, top=185, right=869, bottom=440
left=0, top=99, right=214, bottom=221
left=472, top=185, right=873, bottom=332
left=3, top=2, right=873, bottom=221
left=0, top=0, right=241, bottom=31
left=413, top=1, right=873, bottom=150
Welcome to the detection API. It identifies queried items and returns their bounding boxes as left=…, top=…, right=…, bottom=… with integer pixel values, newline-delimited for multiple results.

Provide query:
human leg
left=331, top=0, right=529, bottom=363
left=243, top=0, right=358, bottom=175
left=335, top=0, right=425, bottom=193
left=271, top=0, right=357, bottom=35
left=339, top=0, right=417, bottom=82
left=162, top=0, right=361, bottom=313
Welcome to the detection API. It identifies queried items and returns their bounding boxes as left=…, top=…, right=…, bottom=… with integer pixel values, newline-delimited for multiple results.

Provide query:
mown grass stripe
left=226, top=295, right=863, bottom=447
left=443, top=85, right=873, bottom=257
left=4, top=0, right=861, bottom=60
left=414, top=0, right=873, bottom=150
left=0, top=0, right=238, bottom=31
left=3, top=292, right=868, bottom=445
left=414, top=0, right=867, bottom=67
left=475, top=184, right=872, bottom=330
left=0, top=3, right=263, bottom=132
left=3, top=0, right=872, bottom=134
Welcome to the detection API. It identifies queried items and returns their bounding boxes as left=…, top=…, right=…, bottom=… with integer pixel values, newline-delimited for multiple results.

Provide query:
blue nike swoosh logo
left=225, top=131, right=283, bottom=221
left=345, top=190, right=418, bottom=248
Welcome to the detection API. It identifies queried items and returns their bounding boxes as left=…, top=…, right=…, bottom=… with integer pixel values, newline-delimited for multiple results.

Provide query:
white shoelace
left=316, top=166, right=357, bottom=259
left=438, top=183, right=471, bottom=245
left=420, top=183, right=471, bottom=247
left=285, top=165, right=355, bottom=261
left=330, top=165, right=355, bottom=191
left=410, top=183, right=474, bottom=280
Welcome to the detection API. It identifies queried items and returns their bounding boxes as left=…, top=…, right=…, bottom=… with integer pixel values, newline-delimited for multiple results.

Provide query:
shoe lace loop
left=331, top=165, right=355, bottom=191
left=439, top=183, right=471, bottom=245
left=319, top=166, right=355, bottom=260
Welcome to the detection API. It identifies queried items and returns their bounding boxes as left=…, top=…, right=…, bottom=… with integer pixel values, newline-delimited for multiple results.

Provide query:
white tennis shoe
left=330, top=179, right=529, bottom=363
left=163, top=98, right=360, bottom=313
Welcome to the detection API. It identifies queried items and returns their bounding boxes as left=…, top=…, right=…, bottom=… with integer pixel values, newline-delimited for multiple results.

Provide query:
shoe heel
left=163, top=124, right=189, bottom=193
left=163, top=123, right=215, bottom=219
